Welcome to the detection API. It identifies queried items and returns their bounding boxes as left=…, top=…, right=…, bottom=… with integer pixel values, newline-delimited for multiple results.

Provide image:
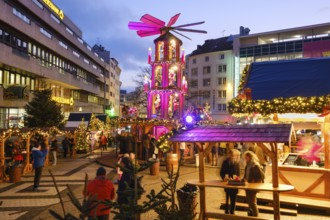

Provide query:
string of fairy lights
left=229, top=64, right=330, bottom=116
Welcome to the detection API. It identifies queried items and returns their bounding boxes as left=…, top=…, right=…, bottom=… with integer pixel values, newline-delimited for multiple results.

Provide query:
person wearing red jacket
left=85, top=167, right=115, bottom=220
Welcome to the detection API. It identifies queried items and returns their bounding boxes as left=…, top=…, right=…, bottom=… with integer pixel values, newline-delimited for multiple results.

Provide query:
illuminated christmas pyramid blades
left=128, top=13, right=207, bottom=40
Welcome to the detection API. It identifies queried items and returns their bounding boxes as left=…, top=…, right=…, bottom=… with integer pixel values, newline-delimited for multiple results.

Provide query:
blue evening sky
left=52, top=0, right=330, bottom=91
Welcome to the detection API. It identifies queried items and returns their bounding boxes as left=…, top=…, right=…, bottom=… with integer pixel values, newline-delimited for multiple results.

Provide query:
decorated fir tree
left=24, top=89, right=64, bottom=128
left=76, top=119, right=89, bottom=153
left=88, top=114, right=105, bottom=131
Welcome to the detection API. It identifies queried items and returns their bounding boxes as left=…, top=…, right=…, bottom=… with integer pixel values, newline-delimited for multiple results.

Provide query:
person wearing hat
left=84, top=167, right=115, bottom=220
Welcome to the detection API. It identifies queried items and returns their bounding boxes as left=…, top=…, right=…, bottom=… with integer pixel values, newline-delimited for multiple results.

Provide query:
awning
left=169, top=124, right=293, bottom=143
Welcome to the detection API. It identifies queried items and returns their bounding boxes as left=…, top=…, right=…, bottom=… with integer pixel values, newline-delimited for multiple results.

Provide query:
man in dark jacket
left=220, top=149, right=241, bottom=214
left=32, top=141, right=48, bottom=192
left=62, top=137, right=69, bottom=158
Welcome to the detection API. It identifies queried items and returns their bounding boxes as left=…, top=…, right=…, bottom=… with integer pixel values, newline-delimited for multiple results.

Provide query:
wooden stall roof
left=169, top=124, right=293, bottom=143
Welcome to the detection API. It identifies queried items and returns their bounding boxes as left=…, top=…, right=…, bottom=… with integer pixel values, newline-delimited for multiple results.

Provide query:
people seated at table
left=220, top=149, right=241, bottom=214
left=243, top=151, right=265, bottom=217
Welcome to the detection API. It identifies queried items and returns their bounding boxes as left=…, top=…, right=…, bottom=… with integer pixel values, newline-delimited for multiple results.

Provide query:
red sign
left=303, top=40, right=330, bottom=58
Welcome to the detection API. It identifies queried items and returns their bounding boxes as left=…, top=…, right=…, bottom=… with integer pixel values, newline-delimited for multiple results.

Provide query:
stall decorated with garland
left=229, top=57, right=330, bottom=203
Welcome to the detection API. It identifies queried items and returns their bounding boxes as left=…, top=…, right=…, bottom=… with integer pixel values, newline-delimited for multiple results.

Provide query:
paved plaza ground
left=0, top=149, right=329, bottom=220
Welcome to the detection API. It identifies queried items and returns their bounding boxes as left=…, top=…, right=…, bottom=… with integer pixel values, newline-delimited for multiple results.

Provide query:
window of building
left=0, top=70, right=3, bottom=85
left=203, top=91, right=211, bottom=98
left=87, top=45, right=92, bottom=51
left=218, top=65, right=227, bottom=73
left=40, top=28, right=52, bottom=39
left=50, top=14, right=60, bottom=24
left=77, top=38, right=84, bottom=44
left=218, top=77, right=227, bottom=85
left=220, top=54, right=225, bottom=59
left=190, top=80, right=198, bottom=88
left=218, top=103, right=227, bottom=111
left=32, top=0, right=44, bottom=9
left=205, top=56, right=209, bottom=62
left=13, top=8, right=30, bottom=24
left=192, top=58, right=196, bottom=64
left=94, top=52, right=99, bottom=57
left=203, top=78, right=211, bottom=86
left=203, top=66, right=211, bottom=74
left=217, top=90, right=227, bottom=98
left=73, top=51, right=80, bottom=58
left=191, top=68, right=198, bottom=76
left=66, top=27, right=74, bottom=35
left=84, top=58, right=90, bottom=64
left=59, top=41, right=68, bottom=49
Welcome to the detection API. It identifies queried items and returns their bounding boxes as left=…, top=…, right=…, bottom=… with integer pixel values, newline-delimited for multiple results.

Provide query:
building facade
left=234, top=22, right=330, bottom=96
left=186, top=36, right=236, bottom=121
left=0, top=0, right=121, bottom=128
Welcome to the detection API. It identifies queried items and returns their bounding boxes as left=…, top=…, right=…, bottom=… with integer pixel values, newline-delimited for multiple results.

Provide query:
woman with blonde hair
left=243, top=151, right=265, bottom=217
left=220, top=149, right=241, bottom=214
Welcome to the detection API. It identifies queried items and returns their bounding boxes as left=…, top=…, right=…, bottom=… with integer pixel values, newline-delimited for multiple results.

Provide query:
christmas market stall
left=0, top=128, right=49, bottom=183
left=169, top=124, right=295, bottom=220
left=229, top=57, right=330, bottom=205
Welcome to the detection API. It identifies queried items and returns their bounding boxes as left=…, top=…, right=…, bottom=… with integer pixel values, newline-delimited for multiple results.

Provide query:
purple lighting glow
left=185, top=115, right=193, bottom=124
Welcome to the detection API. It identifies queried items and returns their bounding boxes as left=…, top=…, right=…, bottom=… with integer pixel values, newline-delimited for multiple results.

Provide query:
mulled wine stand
left=169, top=124, right=295, bottom=220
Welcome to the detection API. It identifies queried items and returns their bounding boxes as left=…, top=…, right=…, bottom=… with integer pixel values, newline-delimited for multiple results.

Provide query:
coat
left=85, top=176, right=115, bottom=217
left=220, top=158, right=240, bottom=193
left=117, top=170, right=133, bottom=205
left=32, top=148, right=48, bottom=168
left=244, top=161, right=265, bottom=183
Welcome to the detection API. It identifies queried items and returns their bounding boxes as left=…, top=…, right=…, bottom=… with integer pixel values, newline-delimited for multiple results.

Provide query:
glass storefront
left=0, top=108, right=25, bottom=129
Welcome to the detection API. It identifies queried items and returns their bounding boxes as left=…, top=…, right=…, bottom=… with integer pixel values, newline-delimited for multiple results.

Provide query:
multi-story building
left=186, top=36, right=236, bottom=121
left=0, top=0, right=121, bottom=128
left=92, top=44, right=122, bottom=117
left=234, top=22, right=330, bottom=96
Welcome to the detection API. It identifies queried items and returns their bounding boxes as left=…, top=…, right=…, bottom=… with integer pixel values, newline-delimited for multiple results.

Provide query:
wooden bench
left=205, top=212, right=271, bottom=220
left=188, top=179, right=294, bottom=220
left=220, top=202, right=297, bottom=216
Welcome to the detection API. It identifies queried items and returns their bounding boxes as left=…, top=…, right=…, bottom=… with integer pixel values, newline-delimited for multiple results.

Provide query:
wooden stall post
left=23, top=134, right=33, bottom=174
left=1, top=139, right=4, bottom=167
left=323, top=115, right=330, bottom=169
left=196, top=142, right=206, bottom=220
left=44, top=136, right=50, bottom=166
left=271, top=143, right=280, bottom=220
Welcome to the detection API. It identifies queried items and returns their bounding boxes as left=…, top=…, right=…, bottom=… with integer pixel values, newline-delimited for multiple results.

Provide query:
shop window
left=0, top=70, right=3, bottom=85
left=16, top=74, right=20, bottom=84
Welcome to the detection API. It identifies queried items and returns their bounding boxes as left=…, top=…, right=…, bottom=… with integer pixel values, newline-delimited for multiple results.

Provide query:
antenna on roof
left=221, top=30, right=226, bottom=37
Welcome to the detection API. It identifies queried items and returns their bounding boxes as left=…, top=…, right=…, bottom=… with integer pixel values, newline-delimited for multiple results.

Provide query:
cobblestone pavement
left=0, top=150, right=329, bottom=220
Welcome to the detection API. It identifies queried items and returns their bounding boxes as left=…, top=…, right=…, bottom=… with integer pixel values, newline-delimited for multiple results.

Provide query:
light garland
left=238, top=65, right=250, bottom=92
left=228, top=95, right=330, bottom=116
left=156, top=130, right=174, bottom=153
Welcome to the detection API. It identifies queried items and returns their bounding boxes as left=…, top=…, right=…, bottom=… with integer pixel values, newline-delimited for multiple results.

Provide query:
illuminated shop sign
left=52, top=96, right=74, bottom=106
left=42, top=0, right=64, bottom=20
